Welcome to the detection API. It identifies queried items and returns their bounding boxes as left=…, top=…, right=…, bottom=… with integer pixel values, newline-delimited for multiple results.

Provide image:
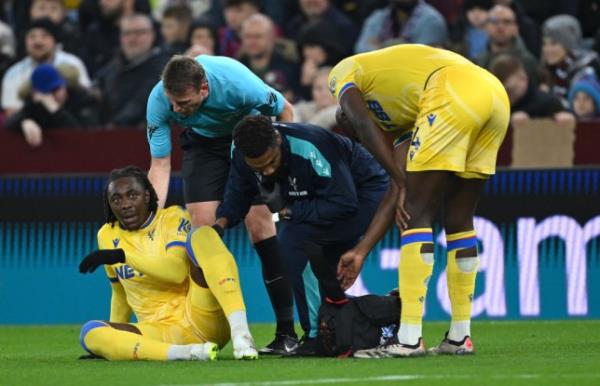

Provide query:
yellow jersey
left=98, top=206, right=193, bottom=323
left=328, top=44, right=473, bottom=140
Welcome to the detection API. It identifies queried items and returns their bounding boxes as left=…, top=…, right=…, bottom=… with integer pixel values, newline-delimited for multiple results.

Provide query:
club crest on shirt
left=329, top=76, right=336, bottom=94
left=147, top=229, right=155, bottom=241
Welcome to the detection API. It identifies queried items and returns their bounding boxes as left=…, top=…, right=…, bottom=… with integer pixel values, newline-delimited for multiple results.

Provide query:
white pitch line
left=158, top=373, right=600, bottom=386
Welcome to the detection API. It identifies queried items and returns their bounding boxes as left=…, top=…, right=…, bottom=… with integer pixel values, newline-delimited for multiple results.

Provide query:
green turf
left=1, top=321, right=600, bottom=386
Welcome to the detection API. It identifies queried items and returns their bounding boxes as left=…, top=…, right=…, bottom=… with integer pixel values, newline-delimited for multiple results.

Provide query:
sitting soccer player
left=78, top=166, right=257, bottom=361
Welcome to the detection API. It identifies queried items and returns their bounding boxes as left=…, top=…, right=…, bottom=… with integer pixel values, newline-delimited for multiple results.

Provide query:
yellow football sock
left=80, top=321, right=169, bottom=360
left=187, top=226, right=246, bottom=317
left=399, top=228, right=434, bottom=326
left=446, top=230, right=479, bottom=322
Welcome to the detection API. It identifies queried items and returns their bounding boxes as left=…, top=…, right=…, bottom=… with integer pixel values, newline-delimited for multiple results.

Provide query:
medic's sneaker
left=428, top=333, right=474, bottom=355
left=259, top=333, right=299, bottom=355
left=354, top=338, right=426, bottom=358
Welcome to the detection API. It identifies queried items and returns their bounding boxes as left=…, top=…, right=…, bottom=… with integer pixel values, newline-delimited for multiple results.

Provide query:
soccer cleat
left=282, top=336, right=317, bottom=357
left=233, top=334, right=259, bottom=360
left=428, top=333, right=474, bottom=355
left=353, top=338, right=426, bottom=359
left=259, top=333, right=299, bottom=355
left=190, top=342, right=219, bottom=361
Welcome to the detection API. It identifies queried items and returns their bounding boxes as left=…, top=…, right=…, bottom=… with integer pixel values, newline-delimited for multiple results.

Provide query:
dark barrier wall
left=1, top=121, right=600, bottom=173
left=1, top=169, right=599, bottom=324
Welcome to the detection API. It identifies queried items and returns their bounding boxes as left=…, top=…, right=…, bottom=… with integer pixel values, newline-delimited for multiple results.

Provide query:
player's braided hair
left=232, top=115, right=278, bottom=158
left=103, top=166, right=159, bottom=226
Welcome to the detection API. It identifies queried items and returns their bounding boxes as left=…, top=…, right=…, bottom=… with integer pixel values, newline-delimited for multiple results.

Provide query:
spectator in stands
left=160, top=3, right=193, bottom=56
left=293, top=66, right=337, bottom=129
left=152, top=0, right=217, bottom=20
left=474, top=4, right=539, bottom=86
left=0, top=20, right=15, bottom=90
left=239, top=14, right=300, bottom=102
left=1, top=18, right=91, bottom=118
left=286, top=0, right=358, bottom=56
left=489, top=53, right=575, bottom=128
left=219, top=0, right=261, bottom=58
left=296, top=19, right=345, bottom=100
left=186, top=18, right=219, bottom=56
left=355, top=0, right=448, bottom=53
left=569, top=72, right=600, bottom=119
left=5, top=64, right=100, bottom=147
left=94, top=13, right=169, bottom=127
left=29, top=0, right=82, bottom=57
left=541, top=15, right=600, bottom=108
left=81, top=0, right=136, bottom=76
left=493, top=0, right=541, bottom=58
left=449, top=0, right=491, bottom=60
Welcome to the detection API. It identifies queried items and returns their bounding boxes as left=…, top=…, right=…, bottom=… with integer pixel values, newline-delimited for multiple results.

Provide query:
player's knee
left=80, top=320, right=109, bottom=353
left=186, top=226, right=223, bottom=268
left=444, top=215, right=473, bottom=235
left=189, top=211, right=215, bottom=228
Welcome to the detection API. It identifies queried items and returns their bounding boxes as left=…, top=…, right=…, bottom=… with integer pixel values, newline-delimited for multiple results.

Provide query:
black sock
left=254, top=236, right=296, bottom=337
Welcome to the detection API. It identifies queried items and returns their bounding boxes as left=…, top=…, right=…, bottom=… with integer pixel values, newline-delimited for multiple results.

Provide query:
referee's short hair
left=233, top=115, right=278, bottom=158
left=162, top=55, right=206, bottom=95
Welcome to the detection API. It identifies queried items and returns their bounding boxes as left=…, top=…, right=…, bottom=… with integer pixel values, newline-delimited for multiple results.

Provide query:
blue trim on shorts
left=185, top=231, right=200, bottom=267
left=80, top=320, right=109, bottom=353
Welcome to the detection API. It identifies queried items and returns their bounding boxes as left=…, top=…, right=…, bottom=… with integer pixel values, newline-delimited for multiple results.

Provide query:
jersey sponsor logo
left=112, top=238, right=120, bottom=248
left=366, top=100, right=391, bottom=122
left=177, top=218, right=191, bottom=235
left=147, top=229, right=155, bottom=241
left=147, top=124, right=159, bottom=140
left=427, top=113, right=436, bottom=127
left=115, top=264, right=143, bottom=280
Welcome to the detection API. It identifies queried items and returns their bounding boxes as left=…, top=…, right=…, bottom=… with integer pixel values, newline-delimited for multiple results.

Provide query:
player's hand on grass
left=79, top=249, right=126, bottom=273
left=337, top=249, right=366, bottom=290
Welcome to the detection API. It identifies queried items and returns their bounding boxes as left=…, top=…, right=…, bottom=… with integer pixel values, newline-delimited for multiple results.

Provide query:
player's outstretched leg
left=79, top=320, right=218, bottom=361
left=187, top=226, right=258, bottom=360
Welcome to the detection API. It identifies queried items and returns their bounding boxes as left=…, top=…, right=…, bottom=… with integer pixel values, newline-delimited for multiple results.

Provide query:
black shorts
left=180, top=130, right=233, bottom=203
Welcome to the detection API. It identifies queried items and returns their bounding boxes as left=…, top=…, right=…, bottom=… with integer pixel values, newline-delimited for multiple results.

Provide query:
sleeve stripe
left=108, top=277, right=119, bottom=283
left=393, top=132, right=413, bottom=147
left=338, top=82, right=357, bottom=99
left=166, top=241, right=186, bottom=250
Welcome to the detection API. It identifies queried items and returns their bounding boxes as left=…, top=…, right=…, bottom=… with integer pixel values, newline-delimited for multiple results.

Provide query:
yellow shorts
left=406, top=64, right=510, bottom=178
left=135, top=285, right=229, bottom=348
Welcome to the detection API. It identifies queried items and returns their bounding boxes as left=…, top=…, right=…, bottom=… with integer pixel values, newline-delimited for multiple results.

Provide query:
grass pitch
left=1, top=321, right=600, bottom=386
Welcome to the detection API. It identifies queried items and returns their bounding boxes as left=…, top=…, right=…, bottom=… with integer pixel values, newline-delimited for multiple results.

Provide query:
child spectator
left=293, top=66, right=337, bottom=129
left=5, top=64, right=100, bottom=147
left=489, top=53, right=575, bottom=127
left=541, top=14, right=600, bottom=108
left=569, top=72, right=600, bottom=120
left=186, top=18, right=219, bottom=56
left=160, top=3, right=193, bottom=55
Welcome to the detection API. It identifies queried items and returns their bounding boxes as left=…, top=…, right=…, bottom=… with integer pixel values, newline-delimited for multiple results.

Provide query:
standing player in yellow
left=78, top=166, right=257, bottom=361
left=331, top=44, right=510, bottom=357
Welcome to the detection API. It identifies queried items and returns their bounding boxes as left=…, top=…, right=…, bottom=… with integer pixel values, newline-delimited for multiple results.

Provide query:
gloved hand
left=258, top=180, right=286, bottom=213
left=79, top=249, right=126, bottom=273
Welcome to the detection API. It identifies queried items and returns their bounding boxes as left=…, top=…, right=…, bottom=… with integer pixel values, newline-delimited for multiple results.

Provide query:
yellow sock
left=398, top=228, right=434, bottom=344
left=80, top=321, right=169, bottom=360
left=446, top=230, right=479, bottom=339
left=186, top=226, right=246, bottom=317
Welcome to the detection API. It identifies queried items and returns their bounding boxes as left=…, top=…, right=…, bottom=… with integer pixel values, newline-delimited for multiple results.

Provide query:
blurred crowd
left=1, top=0, right=599, bottom=147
